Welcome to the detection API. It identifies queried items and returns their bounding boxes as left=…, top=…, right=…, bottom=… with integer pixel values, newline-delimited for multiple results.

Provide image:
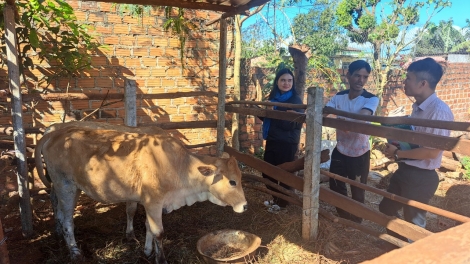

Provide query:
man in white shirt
left=325, top=60, right=379, bottom=223
left=380, top=58, right=454, bottom=242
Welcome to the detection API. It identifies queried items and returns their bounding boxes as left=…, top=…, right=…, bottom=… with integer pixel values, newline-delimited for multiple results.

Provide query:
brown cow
left=35, top=126, right=247, bottom=264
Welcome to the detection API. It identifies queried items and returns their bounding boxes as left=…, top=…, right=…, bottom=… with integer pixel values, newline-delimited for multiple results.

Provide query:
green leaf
left=29, top=29, right=40, bottom=48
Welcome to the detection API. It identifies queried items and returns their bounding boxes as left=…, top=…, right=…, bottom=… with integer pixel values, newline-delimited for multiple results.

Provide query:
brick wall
left=0, top=1, right=234, bottom=155
left=239, top=61, right=470, bottom=154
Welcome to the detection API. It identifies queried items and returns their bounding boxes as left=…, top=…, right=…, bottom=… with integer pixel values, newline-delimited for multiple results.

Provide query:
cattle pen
left=1, top=0, right=470, bottom=263
left=1, top=80, right=470, bottom=262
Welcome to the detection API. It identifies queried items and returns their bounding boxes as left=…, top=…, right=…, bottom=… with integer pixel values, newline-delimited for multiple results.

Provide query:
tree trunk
left=231, top=15, right=242, bottom=150
left=288, top=44, right=311, bottom=98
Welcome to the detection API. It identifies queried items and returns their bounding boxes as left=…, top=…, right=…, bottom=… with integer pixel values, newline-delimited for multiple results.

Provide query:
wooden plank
left=0, top=127, right=43, bottom=135
left=323, top=117, right=470, bottom=156
left=224, top=146, right=304, bottom=190
left=302, top=87, right=323, bottom=241
left=124, top=79, right=137, bottom=127
left=4, top=4, right=33, bottom=237
left=225, top=146, right=432, bottom=241
left=20, top=91, right=217, bottom=102
left=324, top=106, right=470, bottom=132
left=140, top=120, right=222, bottom=130
left=227, top=100, right=307, bottom=109
left=321, top=170, right=470, bottom=224
left=216, top=18, right=228, bottom=157
left=363, top=222, right=470, bottom=264
left=320, top=187, right=432, bottom=241
left=225, top=105, right=305, bottom=123
left=319, top=208, right=410, bottom=248
left=81, top=0, right=236, bottom=12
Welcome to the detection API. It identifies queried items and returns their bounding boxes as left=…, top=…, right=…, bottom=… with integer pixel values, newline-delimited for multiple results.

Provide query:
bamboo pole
left=4, top=4, right=33, bottom=237
left=216, top=18, right=228, bottom=157
left=302, top=87, right=322, bottom=241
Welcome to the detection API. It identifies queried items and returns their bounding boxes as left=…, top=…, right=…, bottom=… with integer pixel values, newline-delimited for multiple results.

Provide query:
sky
left=242, top=0, right=469, bottom=35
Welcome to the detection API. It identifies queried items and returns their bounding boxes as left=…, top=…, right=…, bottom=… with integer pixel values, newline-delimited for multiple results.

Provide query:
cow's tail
left=35, top=131, right=54, bottom=188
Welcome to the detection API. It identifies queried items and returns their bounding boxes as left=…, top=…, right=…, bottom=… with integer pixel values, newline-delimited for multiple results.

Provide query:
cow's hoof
left=126, top=232, right=139, bottom=244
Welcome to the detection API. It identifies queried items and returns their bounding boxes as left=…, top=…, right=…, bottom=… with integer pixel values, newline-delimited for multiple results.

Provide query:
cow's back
left=42, top=127, right=187, bottom=203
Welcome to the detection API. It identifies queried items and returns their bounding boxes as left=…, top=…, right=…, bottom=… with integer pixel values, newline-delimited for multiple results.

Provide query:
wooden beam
left=321, top=170, right=470, bottom=224
left=225, top=146, right=433, bottom=241
left=81, top=0, right=235, bottom=12
left=320, top=187, right=432, bottom=242
left=0, top=127, right=43, bottom=135
left=319, top=208, right=410, bottom=249
left=20, top=91, right=217, bottom=102
left=185, top=142, right=217, bottom=149
left=323, top=117, right=470, bottom=156
left=140, top=120, right=224, bottom=130
left=224, top=145, right=304, bottom=190
left=4, top=4, right=33, bottom=237
left=225, top=105, right=305, bottom=123
left=302, top=87, right=322, bottom=241
left=124, top=79, right=137, bottom=127
left=324, top=106, right=470, bottom=132
left=227, top=100, right=307, bottom=109
left=216, top=18, right=228, bottom=157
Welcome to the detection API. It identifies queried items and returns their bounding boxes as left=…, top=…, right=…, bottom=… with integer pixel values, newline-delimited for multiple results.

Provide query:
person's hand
left=383, top=143, right=398, bottom=159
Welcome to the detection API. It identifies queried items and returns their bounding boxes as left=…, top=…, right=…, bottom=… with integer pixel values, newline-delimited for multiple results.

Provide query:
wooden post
left=216, top=18, right=227, bottom=157
left=0, top=218, right=9, bottom=264
left=302, top=87, right=323, bottom=241
left=4, top=4, right=33, bottom=237
left=124, top=79, right=137, bottom=127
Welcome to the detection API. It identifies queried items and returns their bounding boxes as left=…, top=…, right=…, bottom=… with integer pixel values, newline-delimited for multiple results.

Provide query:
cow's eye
left=229, top=180, right=236, bottom=186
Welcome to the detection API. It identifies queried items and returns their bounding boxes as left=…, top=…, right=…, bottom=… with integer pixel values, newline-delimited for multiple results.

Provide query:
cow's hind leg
left=125, top=201, right=138, bottom=242
left=143, top=205, right=167, bottom=264
left=54, top=178, right=82, bottom=260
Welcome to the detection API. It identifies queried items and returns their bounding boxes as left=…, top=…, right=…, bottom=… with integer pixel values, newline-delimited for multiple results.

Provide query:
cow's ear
left=221, top=152, right=230, bottom=159
left=198, top=166, right=215, bottom=176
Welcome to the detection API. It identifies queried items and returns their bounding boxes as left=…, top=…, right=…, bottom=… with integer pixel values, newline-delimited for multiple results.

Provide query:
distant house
left=331, top=47, right=373, bottom=69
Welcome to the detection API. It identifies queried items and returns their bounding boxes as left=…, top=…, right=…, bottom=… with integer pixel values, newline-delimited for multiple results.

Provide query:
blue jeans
left=379, top=162, right=439, bottom=241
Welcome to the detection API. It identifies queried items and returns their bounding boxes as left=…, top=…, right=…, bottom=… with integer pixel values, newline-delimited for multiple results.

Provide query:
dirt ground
left=0, top=162, right=468, bottom=264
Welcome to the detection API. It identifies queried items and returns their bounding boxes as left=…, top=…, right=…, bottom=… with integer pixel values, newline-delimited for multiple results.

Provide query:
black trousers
left=262, top=140, right=298, bottom=207
left=329, top=147, right=370, bottom=223
left=379, top=163, right=439, bottom=241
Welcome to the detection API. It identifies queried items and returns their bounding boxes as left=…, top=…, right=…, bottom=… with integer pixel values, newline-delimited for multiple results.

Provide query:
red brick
left=137, top=37, right=153, bottom=46
left=130, top=25, right=147, bottom=35
left=142, top=58, right=157, bottom=67
left=149, top=48, right=164, bottom=56
left=121, top=36, right=136, bottom=46
left=89, top=12, right=105, bottom=22
left=104, top=36, right=119, bottom=45
left=113, top=25, right=129, bottom=34
left=133, top=48, right=149, bottom=56
left=115, top=48, right=131, bottom=56
left=107, top=14, right=122, bottom=24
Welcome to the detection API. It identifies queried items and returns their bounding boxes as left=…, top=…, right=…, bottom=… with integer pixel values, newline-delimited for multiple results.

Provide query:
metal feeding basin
left=197, top=229, right=262, bottom=264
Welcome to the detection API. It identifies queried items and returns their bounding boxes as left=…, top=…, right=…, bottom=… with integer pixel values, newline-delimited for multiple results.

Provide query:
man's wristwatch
left=393, top=149, right=400, bottom=161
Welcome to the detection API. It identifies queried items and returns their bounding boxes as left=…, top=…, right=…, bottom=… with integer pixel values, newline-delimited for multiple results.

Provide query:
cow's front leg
left=144, top=205, right=167, bottom=264
left=125, top=201, right=138, bottom=241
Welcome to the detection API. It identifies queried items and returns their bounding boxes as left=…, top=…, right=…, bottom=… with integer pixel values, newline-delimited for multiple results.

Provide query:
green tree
left=0, top=0, right=100, bottom=90
left=415, top=19, right=466, bottom=55
left=292, top=0, right=347, bottom=60
left=336, top=0, right=451, bottom=101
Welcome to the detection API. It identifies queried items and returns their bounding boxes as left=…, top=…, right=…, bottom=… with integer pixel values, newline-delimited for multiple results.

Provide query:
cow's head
left=198, top=156, right=247, bottom=213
